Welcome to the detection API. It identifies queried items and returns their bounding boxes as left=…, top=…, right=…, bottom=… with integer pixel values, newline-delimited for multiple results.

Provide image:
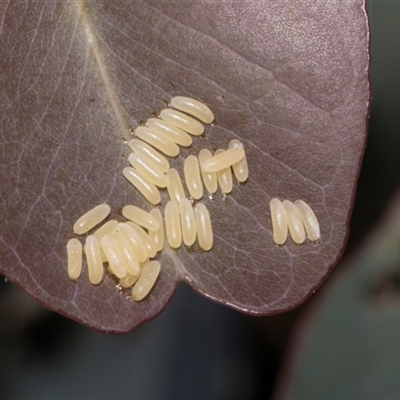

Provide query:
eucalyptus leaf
left=0, top=1, right=370, bottom=332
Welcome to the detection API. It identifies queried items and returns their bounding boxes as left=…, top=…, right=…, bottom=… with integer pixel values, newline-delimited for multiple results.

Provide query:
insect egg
left=214, top=149, right=233, bottom=194
left=94, top=220, right=119, bottom=262
left=94, top=220, right=118, bottom=241
left=184, top=155, right=203, bottom=200
left=160, top=109, right=204, bottom=136
left=119, top=272, right=140, bottom=288
left=126, top=222, right=157, bottom=258
left=73, top=204, right=111, bottom=235
left=283, top=200, right=306, bottom=244
left=198, top=149, right=218, bottom=194
left=122, top=205, right=160, bottom=232
left=166, top=168, right=186, bottom=205
left=131, top=260, right=161, bottom=301
left=165, top=200, right=182, bottom=249
left=294, top=200, right=320, bottom=242
left=270, top=198, right=288, bottom=245
left=99, top=235, right=127, bottom=279
left=122, top=167, right=161, bottom=205
left=128, top=153, right=169, bottom=188
left=148, top=209, right=164, bottom=252
left=178, top=198, right=197, bottom=246
left=117, top=223, right=148, bottom=262
left=201, top=147, right=245, bottom=173
left=113, top=231, right=140, bottom=276
left=128, top=139, right=170, bottom=172
left=84, top=235, right=104, bottom=285
left=228, top=140, right=248, bottom=182
left=170, top=96, right=214, bottom=124
left=146, top=118, right=193, bottom=147
left=135, top=126, right=179, bottom=157
left=67, top=238, right=82, bottom=280
left=194, top=202, right=213, bottom=251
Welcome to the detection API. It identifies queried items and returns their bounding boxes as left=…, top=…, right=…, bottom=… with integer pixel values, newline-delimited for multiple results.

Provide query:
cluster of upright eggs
left=270, top=199, right=320, bottom=245
left=67, top=96, right=249, bottom=301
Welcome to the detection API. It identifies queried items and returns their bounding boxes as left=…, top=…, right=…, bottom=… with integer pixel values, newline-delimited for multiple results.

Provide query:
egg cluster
left=269, top=199, right=320, bottom=245
left=66, top=96, right=321, bottom=303
left=67, top=97, right=248, bottom=301
left=124, top=97, right=248, bottom=204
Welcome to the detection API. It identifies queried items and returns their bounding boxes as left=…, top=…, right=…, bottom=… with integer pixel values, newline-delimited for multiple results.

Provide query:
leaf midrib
left=74, top=0, right=129, bottom=137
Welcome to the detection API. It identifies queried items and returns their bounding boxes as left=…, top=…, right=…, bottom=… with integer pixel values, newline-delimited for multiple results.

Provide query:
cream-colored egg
left=67, top=238, right=82, bottom=280
left=198, top=149, right=217, bottom=194
left=214, top=149, right=233, bottom=194
left=73, top=204, right=110, bottom=235
left=128, top=139, right=170, bottom=172
left=170, top=96, right=214, bottom=124
left=146, top=118, right=192, bottom=147
left=194, top=203, right=213, bottom=251
left=122, top=205, right=160, bottom=232
left=135, top=126, right=179, bottom=157
left=131, top=260, right=161, bottom=301
left=283, top=200, right=306, bottom=244
left=165, top=200, right=182, bottom=249
left=184, top=155, right=203, bottom=200
left=179, top=198, right=197, bottom=246
left=294, top=200, right=320, bottom=242
left=166, top=168, right=186, bottom=205
left=148, top=209, right=164, bottom=252
left=228, top=140, right=248, bottom=182
left=122, top=167, right=161, bottom=205
left=84, top=235, right=104, bottom=285
left=160, top=109, right=204, bottom=136
left=270, top=198, right=287, bottom=245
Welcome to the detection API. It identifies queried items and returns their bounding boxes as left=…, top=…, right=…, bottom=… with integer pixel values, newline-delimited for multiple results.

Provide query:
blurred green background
left=1, top=2, right=399, bottom=399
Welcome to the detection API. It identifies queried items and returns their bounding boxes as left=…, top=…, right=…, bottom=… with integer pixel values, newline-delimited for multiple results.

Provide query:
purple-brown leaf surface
left=0, top=1, right=370, bottom=332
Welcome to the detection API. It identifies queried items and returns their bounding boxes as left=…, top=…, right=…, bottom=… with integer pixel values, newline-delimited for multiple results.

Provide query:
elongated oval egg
left=294, top=200, right=320, bottom=242
left=270, top=198, right=287, bottom=245
left=146, top=118, right=192, bottom=147
left=228, top=140, right=248, bottom=182
left=94, top=220, right=118, bottom=241
left=128, top=139, right=170, bottom=172
left=113, top=231, right=140, bottom=276
left=201, top=147, right=245, bottom=173
left=99, top=235, right=127, bottom=279
left=179, top=198, right=197, bottom=246
left=132, top=260, right=161, bottom=301
left=67, top=238, right=82, bottom=280
left=170, top=96, right=214, bottom=124
left=117, top=223, right=148, bottom=262
left=119, top=272, right=140, bottom=288
left=148, top=209, right=164, bottom=252
left=122, top=167, right=161, bottom=205
left=198, top=149, right=218, bottom=194
left=165, top=200, right=182, bottom=249
left=194, top=202, right=213, bottom=251
left=160, top=109, right=204, bottom=136
left=94, top=220, right=118, bottom=263
left=166, top=168, right=186, bottom=204
left=122, top=204, right=160, bottom=232
left=126, top=221, right=157, bottom=258
left=214, top=149, right=233, bottom=193
left=73, top=204, right=110, bottom=235
left=184, top=155, right=203, bottom=200
left=283, top=200, right=306, bottom=244
left=84, top=235, right=104, bottom=285
left=135, top=126, right=179, bottom=157
left=128, top=153, right=169, bottom=188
